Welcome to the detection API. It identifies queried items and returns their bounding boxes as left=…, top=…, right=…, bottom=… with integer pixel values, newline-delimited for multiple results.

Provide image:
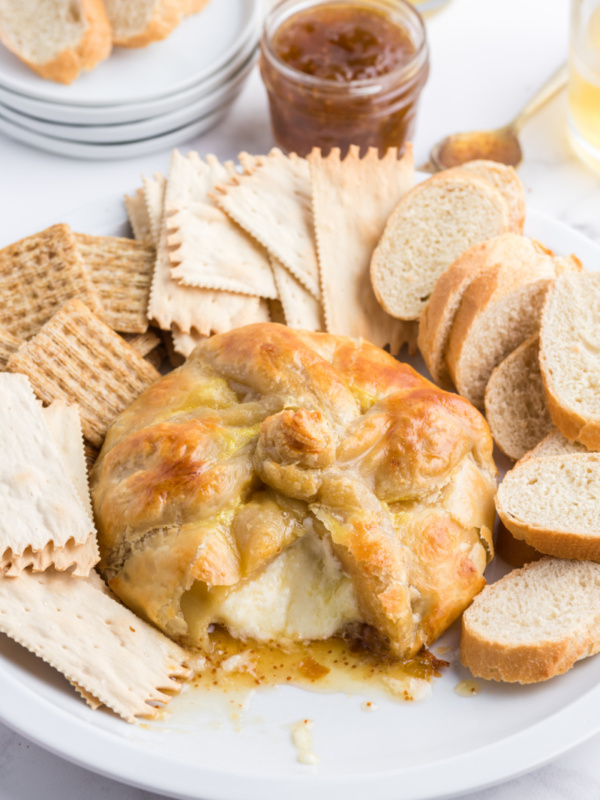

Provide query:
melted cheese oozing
left=213, top=531, right=362, bottom=643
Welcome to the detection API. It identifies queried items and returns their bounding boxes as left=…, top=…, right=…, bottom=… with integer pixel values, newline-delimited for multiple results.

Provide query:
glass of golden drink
left=569, top=0, right=600, bottom=171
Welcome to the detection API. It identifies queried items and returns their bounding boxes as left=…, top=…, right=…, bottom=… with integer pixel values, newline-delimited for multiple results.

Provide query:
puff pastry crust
left=91, top=323, right=496, bottom=657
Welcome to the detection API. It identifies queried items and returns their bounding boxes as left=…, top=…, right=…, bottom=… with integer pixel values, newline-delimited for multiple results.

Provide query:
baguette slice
left=484, top=334, right=553, bottom=460
left=461, top=160, right=525, bottom=234
left=104, top=0, right=206, bottom=48
left=540, top=272, right=600, bottom=450
left=519, top=427, right=589, bottom=465
left=461, top=557, right=600, bottom=683
left=0, top=0, right=111, bottom=84
left=496, top=453, right=600, bottom=560
left=370, top=169, right=510, bottom=321
left=419, top=234, right=537, bottom=388
left=445, top=241, right=581, bottom=409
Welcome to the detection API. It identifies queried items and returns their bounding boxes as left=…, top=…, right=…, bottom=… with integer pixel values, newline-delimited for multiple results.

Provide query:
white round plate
left=1, top=195, right=600, bottom=800
left=0, top=106, right=228, bottom=160
left=0, top=55, right=254, bottom=144
left=0, top=0, right=261, bottom=106
left=0, top=34, right=259, bottom=126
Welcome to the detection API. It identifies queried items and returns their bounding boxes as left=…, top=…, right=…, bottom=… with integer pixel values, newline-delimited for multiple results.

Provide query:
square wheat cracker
left=166, top=150, right=276, bottom=298
left=0, top=374, right=97, bottom=577
left=0, top=224, right=103, bottom=340
left=0, top=569, right=190, bottom=723
left=309, top=145, right=416, bottom=353
left=75, top=233, right=154, bottom=334
left=8, top=299, right=160, bottom=447
left=0, top=325, right=21, bottom=369
left=216, top=149, right=320, bottom=299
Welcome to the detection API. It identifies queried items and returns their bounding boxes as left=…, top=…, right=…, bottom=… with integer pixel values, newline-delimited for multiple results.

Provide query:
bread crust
left=461, top=559, right=600, bottom=683
left=445, top=237, right=563, bottom=409
left=461, top=160, right=526, bottom=234
left=0, top=0, right=111, bottom=84
left=496, top=453, right=600, bottom=560
left=419, top=235, right=518, bottom=389
left=111, top=0, right=189, bottom=48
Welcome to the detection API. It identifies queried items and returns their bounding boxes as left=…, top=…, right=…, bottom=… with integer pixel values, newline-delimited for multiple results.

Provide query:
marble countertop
left=1, top=0, right=600, bottom=797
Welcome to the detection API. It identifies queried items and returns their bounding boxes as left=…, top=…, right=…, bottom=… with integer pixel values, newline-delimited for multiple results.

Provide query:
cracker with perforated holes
left=309, top=145, right=416, bottom=353
left=0, top=224, right=103, bottom=341
left=75, top=233, right=154, bottom=334
left=165, top=150, right=276, bottom=298
left=7, top=299, right=160, bottom=447
left=0, top=374, right=97, bottom=577
left=0, top=569, right=190, bottom=723
left=0, top=326, right=21, bottom=369
left=124, top=187, right=153, bottom=245
left=215, top=149, right=320, bottom=299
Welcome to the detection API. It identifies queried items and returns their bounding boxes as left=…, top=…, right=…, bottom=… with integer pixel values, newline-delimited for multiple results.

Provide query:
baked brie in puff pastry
left=91, top=324, right=496, bottom=658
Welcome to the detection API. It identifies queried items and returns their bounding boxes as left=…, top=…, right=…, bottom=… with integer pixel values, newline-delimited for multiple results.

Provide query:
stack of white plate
left=0, top=0, right=261, bottom=159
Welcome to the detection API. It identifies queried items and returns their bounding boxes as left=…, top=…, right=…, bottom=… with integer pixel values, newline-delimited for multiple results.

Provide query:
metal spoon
left=423, top=62, right=568, bottom=172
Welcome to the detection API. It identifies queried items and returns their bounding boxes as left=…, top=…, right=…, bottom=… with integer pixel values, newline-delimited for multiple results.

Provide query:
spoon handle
left=510, top=62, right=568, bottom=133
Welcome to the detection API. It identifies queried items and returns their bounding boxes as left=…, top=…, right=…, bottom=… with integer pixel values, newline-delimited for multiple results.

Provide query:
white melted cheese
left=213, top=530, right=361, bottom=643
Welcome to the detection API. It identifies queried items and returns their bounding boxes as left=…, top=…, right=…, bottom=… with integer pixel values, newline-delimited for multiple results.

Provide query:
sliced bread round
left=445, top=237, right=577, bottom=409
left=104, top=0, right=201, bottom=48
left=461, top=160, right=526, bottom=234
left=461, top=557, right=600, bottom=683
left=0, top=0, right=111, bottom=84
left=519, top=427, right=589, bottom=465
left=484, top=334, right=553, bottom=460
left=496, top=453, right=600, bottom=560
left=540, top=271, right=600, bottom=450
left=369, top=168, right=510, bottom=321
left=419, top=234, right=537, bottom=388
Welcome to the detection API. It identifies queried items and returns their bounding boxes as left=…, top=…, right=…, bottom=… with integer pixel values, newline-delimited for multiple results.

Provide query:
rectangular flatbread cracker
left=166, top=150, right=276, bottom=298
left=143, top=172, right=167, bottom=247
left=124, top=187, right=153, bottom=245
left=42, top=400, right=93, bottom=518
left=75, top=233, right=154, bottom=334
left=148, top=153, right=271, bottom=340
left=271, top=258, right=323, bottom=331
left=8, top=299, right=160, bottom=447
left=0, top=325, right=21, bottom=369
left=0, top=224, right=104, bottom=341
left=309, top=145, right=415, bottom=353
left=0, top=569, right=190, bottom=723
left=0, top=374, right=97, bottom=576
left=216, top=149, right=320, bottom=299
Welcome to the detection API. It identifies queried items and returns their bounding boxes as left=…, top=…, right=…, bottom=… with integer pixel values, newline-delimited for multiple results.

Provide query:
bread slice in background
left=419, top=234, right=534, bottom=388
left=519, top=427, right=589, bottom=464
left=445, top=239, right=581, bottom=409
left=496, top=453, right=600, bottom=560
left=461, top=557, right=600, bottom=683
left=461, top=160, right=525, bottom=234
left=370, top=168, right=510, bottom=322
left=484, top=334, right=553, bottom=461
left=104, top=0, right=208, bottom=48
left=540, top=271, right=600, bottom=450
left=0, top=0, right=111, bottom=83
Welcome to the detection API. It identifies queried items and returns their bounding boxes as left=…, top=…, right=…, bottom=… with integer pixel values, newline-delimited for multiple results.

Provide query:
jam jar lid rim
left=261, top=0, right=430, bottom=96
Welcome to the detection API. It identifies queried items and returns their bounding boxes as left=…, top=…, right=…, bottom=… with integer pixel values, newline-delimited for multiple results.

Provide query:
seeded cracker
left=124, top=187, right=153, bottom=245
left=216, top=149, right=320, bottom=299
left=8, top=299, right=160, bottom=447
left=0, top=374, right=97, bottom=576
left=0, top=224, right=103, bottom=340
left=167, top=150, right=276, bottom=298
left=0, top=325, right=21, bottom=369
left=147, top=153, right=270, bottom=342
left=309, top=145, right=416, bottom=352
left=75, top=233, right=154, bottom=334
left=0, top=569, right=190, bottom=723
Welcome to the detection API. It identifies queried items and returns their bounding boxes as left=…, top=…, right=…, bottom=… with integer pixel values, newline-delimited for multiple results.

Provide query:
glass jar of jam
left=260, top=0, right=430, bottom=158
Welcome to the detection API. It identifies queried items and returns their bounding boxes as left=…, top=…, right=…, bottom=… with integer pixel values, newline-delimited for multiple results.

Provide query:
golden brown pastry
left=91, top=323, right=496, bottom=658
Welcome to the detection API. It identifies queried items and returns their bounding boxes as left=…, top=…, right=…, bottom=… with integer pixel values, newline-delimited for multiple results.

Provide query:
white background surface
left=1, top=0, right=600, bottom=797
